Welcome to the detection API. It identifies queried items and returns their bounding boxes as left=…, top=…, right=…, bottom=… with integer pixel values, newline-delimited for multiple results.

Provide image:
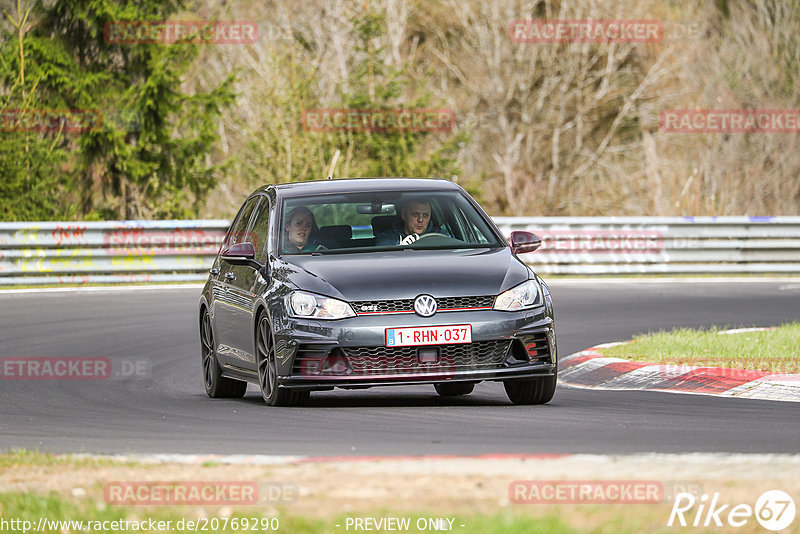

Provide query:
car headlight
left=493, top=280, right=541, bottom=311
left=288, top=291, right=355, bottom=320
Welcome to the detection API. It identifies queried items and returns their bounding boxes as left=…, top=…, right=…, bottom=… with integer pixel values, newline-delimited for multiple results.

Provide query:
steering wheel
left=416, top=232, right=450, bottom=240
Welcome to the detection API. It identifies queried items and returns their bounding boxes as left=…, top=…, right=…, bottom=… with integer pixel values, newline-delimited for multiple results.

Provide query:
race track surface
left=1, top=279, right=798, bottom=455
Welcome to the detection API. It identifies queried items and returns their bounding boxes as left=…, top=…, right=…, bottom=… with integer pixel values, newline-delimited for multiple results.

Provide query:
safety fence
left=494, top=216, right=800, bottom=274
left=1, top=217, right=799, bottom=285
left=0, top=220, right=228, bottom=285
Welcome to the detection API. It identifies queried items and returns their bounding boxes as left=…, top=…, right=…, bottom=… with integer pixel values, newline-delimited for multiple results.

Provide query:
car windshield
left=279, top=190, right=504, bottom=255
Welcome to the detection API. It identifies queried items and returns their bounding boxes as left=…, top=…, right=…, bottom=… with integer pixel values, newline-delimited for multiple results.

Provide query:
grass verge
left=596, top=323, right=800, bottom=373
left=0, top=491, right=673, bottom=534
left=3, top=452, right=795, bottom=534
left=0, top=450, right=126, bottom=470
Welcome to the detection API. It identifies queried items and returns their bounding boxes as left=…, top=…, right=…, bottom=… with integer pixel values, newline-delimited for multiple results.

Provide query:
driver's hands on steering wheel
left=399, top=233, right=420, bottom=245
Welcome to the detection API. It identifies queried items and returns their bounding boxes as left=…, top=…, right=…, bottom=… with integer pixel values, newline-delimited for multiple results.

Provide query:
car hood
left=276, top=247, right=530, bottom=301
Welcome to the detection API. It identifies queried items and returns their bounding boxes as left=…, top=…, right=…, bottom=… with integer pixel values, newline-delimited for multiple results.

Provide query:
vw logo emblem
left=414, top=295, right=437, bottom=317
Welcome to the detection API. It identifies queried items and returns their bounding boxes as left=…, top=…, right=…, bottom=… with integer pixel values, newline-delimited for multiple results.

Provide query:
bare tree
left=190, top=0, right=800, bottom=217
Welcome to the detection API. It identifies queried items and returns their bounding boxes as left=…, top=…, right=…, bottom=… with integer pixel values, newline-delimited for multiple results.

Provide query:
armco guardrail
left=493, top=216, right=800, bottom=274
left=0, top=220, right=228, bottom=285
left=1, top=217, right=799, bottom=285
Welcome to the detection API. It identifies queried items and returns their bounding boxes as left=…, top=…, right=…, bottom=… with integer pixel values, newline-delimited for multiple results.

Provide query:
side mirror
left=221, top=242, right=262, bottom=269
left=510, top=231, right=542, bottom=255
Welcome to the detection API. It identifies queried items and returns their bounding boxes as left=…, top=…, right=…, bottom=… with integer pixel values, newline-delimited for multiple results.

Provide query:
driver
left=283, top=206, right=324, bottom=253
left=375, top=199, right=446, bottom=246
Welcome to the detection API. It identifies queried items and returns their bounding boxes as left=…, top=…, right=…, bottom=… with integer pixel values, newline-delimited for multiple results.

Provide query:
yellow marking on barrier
left=14, top=227, right=41, bottom=244
left=175, top=256, right=209, bottom=267
left=111, top=256, right=156, bottom=269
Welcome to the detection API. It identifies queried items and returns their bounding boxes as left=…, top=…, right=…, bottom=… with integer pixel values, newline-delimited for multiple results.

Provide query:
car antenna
left=327, top=149, right=341, bottom=180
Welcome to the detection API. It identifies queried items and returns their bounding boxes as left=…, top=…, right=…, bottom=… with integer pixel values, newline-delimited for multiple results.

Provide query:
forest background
left=1, top=0, right=798, bottom=221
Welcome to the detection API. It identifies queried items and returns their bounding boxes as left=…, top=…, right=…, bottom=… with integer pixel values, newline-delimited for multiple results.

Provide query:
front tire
left=503, top=373, right=557, bottom=405
left=256, top=314, right=309, bottom=407
left=201, top=308, right=246, bottom=398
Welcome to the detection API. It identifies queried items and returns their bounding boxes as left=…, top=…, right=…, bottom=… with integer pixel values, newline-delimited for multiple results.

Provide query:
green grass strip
left=597, top=322, right=800, bottom=373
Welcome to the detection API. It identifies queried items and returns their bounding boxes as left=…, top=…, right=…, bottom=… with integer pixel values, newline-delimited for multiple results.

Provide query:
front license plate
left=385, top=324, right=472, bottom=347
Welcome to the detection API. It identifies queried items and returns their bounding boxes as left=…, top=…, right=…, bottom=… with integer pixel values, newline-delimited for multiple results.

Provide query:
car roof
left=252, top=178, right=461, bottom=198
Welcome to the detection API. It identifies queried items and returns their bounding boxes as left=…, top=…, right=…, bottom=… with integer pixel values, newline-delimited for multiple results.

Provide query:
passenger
left=375, top=199, right=447, bottom=246
left=282, top=206, right=324, bottom=253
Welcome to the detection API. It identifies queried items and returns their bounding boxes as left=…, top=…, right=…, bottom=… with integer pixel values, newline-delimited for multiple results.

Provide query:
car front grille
left=439, top=295, right=495, bottom=310
left=352, top=299, right=414, bottom=314
left=343, top=340, right=510, bottom=374
left=352, top=296, right=495, bottom=315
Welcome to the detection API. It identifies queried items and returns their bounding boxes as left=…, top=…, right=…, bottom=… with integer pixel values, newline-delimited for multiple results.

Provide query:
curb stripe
left=559, top=349, right=800, bottom=402
left=568, top=361, right=650, bottom=386
left=559, top=354, right=596, bottom=369
left=652, top=368, right=772, bottom=393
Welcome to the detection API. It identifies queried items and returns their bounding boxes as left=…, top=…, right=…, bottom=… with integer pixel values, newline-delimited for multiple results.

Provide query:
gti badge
left=413, top=295, right=437, bottom=317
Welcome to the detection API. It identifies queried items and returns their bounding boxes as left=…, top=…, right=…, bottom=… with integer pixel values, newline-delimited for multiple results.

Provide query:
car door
left=223, top=195, right=273, bottom=370
left=213, top=195, right=261, bottom=367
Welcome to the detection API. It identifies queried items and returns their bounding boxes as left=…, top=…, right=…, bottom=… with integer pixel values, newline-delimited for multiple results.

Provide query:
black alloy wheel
left=256, top=313, right=309, bottom=407
left=201, top=308, right=246, bottom=398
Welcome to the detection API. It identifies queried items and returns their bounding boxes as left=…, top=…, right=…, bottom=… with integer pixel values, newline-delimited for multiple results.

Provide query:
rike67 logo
left=668, top=490, right=796, bottom=531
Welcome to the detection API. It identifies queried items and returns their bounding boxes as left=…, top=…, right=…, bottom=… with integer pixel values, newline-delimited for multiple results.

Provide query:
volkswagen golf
left=199, top=178, right=557, bottom=406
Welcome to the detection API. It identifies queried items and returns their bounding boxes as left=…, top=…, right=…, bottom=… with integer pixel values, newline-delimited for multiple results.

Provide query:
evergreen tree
left=0, top=0, right=235, bottom=220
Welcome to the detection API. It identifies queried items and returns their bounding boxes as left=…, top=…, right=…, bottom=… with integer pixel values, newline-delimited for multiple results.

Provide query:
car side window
left=430, top=200, right=451, bottom=235
left=225, top=196, right=261, bottom=249
left=249, top=196, right=271, bottom=262
left=462, top=207, right=491, bottom=243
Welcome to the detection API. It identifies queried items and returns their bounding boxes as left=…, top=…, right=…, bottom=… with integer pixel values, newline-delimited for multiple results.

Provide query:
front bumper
left=273, top=306, right=557, bottom=391
left=281, top=362, right=556, bottom=389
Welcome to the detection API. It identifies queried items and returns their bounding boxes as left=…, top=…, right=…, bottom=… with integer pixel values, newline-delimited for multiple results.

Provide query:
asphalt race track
left=1, top=279, right=798, bottom=456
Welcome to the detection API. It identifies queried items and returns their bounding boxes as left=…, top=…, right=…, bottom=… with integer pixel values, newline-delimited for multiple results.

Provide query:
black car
left=199, top=178, right=557, bottom=406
